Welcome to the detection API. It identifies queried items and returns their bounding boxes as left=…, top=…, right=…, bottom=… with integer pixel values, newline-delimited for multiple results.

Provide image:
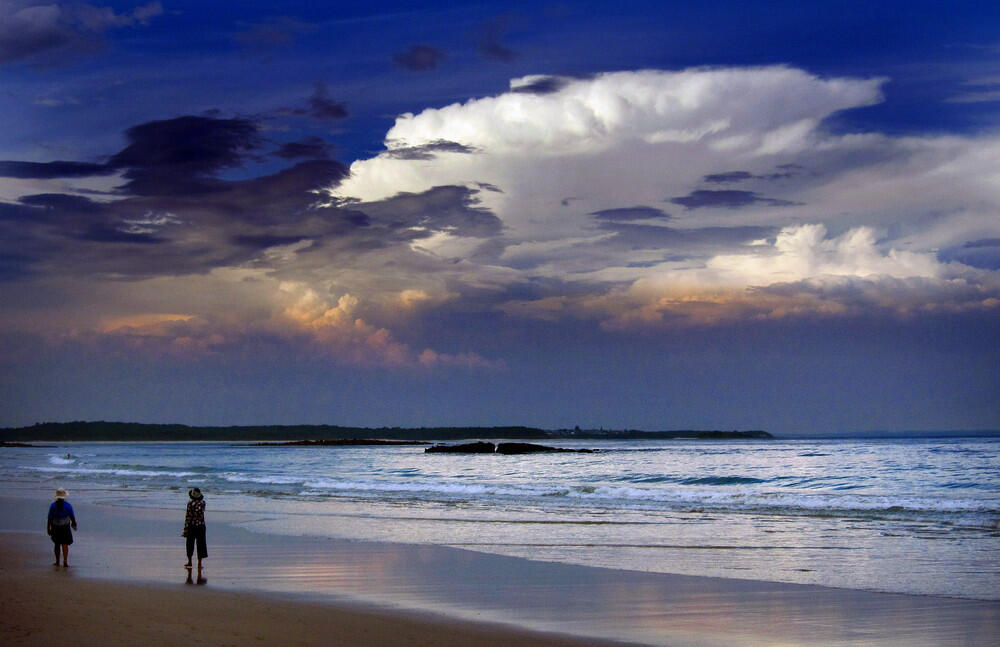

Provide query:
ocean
left=4, top=436, right=998, bottom=600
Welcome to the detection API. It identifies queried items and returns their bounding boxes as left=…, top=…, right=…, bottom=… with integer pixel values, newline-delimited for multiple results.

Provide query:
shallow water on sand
left=3, top=496, right=998, bottom=647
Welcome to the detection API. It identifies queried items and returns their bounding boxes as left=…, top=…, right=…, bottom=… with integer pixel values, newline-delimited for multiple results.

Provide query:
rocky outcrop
left=425, top=441, right=497, bottom=453
left=425, top=442, right=596, bottom=454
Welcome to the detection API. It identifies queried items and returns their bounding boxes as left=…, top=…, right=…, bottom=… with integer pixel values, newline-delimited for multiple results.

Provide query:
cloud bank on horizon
left=2, top=65, right=999, bottom=371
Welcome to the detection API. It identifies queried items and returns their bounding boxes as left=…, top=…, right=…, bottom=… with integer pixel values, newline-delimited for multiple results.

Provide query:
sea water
left=3, top=437, right=998, bottom=599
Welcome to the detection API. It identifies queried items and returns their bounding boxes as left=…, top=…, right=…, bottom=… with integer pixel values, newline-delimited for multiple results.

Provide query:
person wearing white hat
left=47, top=488, right=77, bottom=567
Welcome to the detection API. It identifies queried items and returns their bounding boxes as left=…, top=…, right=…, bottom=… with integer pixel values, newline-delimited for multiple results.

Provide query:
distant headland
left=0, top=421, right=773, bottom=442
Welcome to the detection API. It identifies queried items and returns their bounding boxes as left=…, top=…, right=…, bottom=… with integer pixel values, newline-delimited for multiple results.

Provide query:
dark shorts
left=186, top=524, right=207, bottom=559
left=50, top=525, right=73, bottom=545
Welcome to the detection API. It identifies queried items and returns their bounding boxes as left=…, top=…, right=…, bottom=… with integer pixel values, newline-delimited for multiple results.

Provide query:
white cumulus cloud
left=326, top=66, right=1000, bottom=330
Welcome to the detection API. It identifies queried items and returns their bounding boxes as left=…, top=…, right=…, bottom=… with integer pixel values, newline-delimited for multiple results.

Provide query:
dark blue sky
left=1, top=1, right=998, bottom=432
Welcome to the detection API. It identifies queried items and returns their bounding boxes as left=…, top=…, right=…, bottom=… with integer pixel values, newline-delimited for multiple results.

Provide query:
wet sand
left=1, top=494, right=998, bottom=646
left=0, top=539, right=625, bottom=647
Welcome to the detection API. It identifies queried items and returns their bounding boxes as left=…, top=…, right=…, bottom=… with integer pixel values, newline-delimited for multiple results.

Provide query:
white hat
left=55, top=488, right=68, bottom=499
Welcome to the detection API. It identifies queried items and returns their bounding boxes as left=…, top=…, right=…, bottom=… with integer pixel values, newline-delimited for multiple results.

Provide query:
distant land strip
left=0, top=422, right=773, bottom=442
left=249, top=439, right=431, bottom=447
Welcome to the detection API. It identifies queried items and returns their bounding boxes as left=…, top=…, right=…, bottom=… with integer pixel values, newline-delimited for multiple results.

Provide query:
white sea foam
left=554, top=482, right=1000, bottom=516
left=300, top=477, right=555, bottom=499
left=219, top=473, right=305, bottom=486
left=237, top=474, right=1000, bottom=519
left=25, top=466, right=197, bottom=478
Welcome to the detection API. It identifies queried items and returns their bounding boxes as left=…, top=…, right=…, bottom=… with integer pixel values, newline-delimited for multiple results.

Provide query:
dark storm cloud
left=939, top=238, right=1000, bottom=270
left=0, top=199, right=45, bottom=222
left=702, top=168, right=799, bottom=183
left=0, top=1, right=162, bottom=65
left=108, top=115, right=263, bottom=195
left=962, top=238, right=1000, bottom=248
left=0, top=115, right=276, bottom=195
left=669, top=190, right=798, bottom=209
left=213, top=160, right=348, bottom=217
left=511, top=76, right=570, bottom=95
left=383, top=140, right=479, bottom=160
left=702, top=171, right=755, bottom=184
left=0, top=160, right=114, bottom=179
left=272, top=136, right=333, bottom=160
left=590, top=206, right=670, bottom=222
left=0, top=196, right=171, bottom=277
left=1, top=193, right=104, bottom=226
left=0, top=160, right=354, bottom=278
left=357, top=185, right=503, bottom=239
left=110, top=116, right=260, bottom=175
left=392, top=44, right=446, bottom=71
left=0, top=12, right=81, bottom=64
left=17, top=193, right=104, bottom=212
left=0, top=111, right=508, bottom=281
left=0, top=110, right=361, bottom=278
left=291, top=82, right=348, bottom=121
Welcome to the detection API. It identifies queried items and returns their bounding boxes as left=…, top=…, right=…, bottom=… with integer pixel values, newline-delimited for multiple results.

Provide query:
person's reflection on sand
left=185, top=565, right=207, bottom=586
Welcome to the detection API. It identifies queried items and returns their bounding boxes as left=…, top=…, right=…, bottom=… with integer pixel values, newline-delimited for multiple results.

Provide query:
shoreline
left=3, top=493, right=999, bottom=646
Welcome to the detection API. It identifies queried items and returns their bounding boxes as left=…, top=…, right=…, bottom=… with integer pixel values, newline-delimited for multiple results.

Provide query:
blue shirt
left=48, top=500, right=75, bottom=526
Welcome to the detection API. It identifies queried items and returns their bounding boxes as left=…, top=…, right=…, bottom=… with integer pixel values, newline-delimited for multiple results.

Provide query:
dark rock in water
left=496, top=442, right=596, bottom=454
left=424, top=441, right=596, bottom=454
left=425, top=441, right=497, bottom=453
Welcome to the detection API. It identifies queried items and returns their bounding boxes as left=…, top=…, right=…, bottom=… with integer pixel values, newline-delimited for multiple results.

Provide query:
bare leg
left=62, top=544, right=69, bottom=566
left=53, top=543, right=59, bottom=566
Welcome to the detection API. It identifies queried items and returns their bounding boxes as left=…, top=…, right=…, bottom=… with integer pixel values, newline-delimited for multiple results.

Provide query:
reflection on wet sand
left=2, top=496, right=997, bottom=647
left=82, top=537, right=1000, bottom=646
left=184, top=564, right=206, bottom=586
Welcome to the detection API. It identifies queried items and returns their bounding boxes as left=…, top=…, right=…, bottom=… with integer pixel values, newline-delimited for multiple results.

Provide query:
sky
left=1, top=1, right=999, bottom=433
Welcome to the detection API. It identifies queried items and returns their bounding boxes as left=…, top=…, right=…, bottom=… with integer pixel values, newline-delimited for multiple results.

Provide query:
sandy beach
left=2, top=493, right=999, bottom=646
left=0, top=537, right=628, bottom=647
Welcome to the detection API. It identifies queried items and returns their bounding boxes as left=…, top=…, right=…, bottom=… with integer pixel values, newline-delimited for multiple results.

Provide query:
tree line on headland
left=0, top=421, right=773, bottom=442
